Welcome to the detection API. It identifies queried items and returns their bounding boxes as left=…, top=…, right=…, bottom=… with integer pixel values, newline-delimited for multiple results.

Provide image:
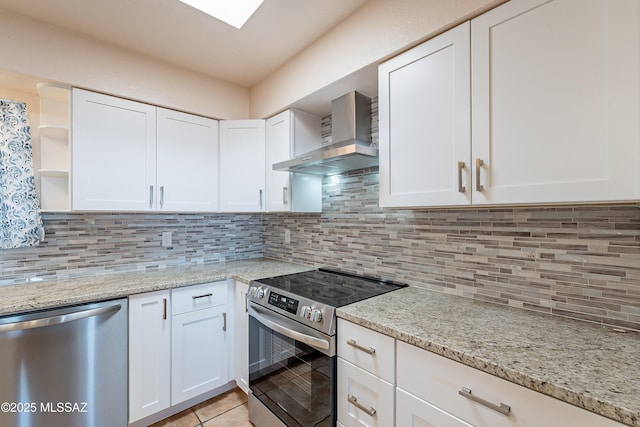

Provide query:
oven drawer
left=337, top=319, right=395, bottom=383
left=337, top=358, right=394, bottom=427
left=172, top=281, right=227, bottom=315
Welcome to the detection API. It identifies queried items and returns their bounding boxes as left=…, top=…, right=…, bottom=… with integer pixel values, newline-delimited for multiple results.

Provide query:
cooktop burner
left=248, top=269, right=407, bottom=335
left=255, top=268, right=406, bottom=308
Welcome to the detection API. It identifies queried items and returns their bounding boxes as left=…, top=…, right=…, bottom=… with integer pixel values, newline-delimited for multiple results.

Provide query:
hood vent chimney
left=272, top=91, right=377, bottom=175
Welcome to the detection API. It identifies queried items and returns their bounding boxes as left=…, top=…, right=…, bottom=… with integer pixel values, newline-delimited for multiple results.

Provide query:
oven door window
left=249, top=313, right=335, bottom=427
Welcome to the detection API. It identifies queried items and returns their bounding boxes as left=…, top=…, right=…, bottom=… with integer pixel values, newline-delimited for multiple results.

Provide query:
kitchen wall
left=3, top=93, right=638, bottom=332
left=0, top=213, right=262, bottom=285
left=251, top=0, right=506, bottom=117
left=264, top=102, right=640, bottom=331
left=0, top=10, right=249, bottom=119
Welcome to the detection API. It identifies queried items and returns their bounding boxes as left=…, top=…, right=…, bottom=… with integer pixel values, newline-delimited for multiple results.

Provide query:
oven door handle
left=249, top=304, right=331, bottom=352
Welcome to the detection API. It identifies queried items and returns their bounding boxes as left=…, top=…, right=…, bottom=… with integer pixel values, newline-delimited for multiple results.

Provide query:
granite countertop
left=337, top=286, right=640, bottom=427
left=0, top=258, right=314, bottom=316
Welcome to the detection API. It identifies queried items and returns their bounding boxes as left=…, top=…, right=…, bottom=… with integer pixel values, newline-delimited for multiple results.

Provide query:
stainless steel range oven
left=247, top=269, right=406, bottom=427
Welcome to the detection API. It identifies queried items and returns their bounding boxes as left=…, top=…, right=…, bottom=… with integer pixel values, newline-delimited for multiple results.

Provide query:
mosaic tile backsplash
left=0, top=212, right=262, bottom=284
left=263, top=169, right=640, bottom=331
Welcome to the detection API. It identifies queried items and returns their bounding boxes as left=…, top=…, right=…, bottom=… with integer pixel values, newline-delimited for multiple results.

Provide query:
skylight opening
left=178, top=0, right=264, bottom=29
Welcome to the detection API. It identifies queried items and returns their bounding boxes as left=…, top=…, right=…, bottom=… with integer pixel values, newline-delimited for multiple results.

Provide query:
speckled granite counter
left=0, top=258, right=313, bottom=316
left=337, top=286, right=640, bottom=427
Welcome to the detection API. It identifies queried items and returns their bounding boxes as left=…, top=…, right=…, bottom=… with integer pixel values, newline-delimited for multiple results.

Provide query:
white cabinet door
left=265, top=110, right=323, bottom=212
left=265, top=110, right=292, bottom=212
left=129, top=290, right=171, bottom=423
left=233, top=280, right=249, bottom=393
left=157, top=108, right=219, bottom=212
left=72, top=88, right=157, bottom=211
left=379, top=22, right=471, bottom=207
left=171, top=305, right=228, bottom=404
left=471, top=0, right=640, bottom=205
left=219, top=120, right=266, bottom=212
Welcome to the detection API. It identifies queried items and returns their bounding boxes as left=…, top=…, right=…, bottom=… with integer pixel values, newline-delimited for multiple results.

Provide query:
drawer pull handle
left=458, top=387, right=510, bottom=416
left=348, top=395, right=376, bottom=416
left=347, top=339, right=376, bottom=355
left=192, top=293, right=213, bottom=300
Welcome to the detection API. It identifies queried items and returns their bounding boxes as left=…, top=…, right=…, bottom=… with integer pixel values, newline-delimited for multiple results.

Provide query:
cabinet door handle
left=348, top=395, right=376, bottom=416
left=244, top=292, right=248, bottom=313
left=347, top=339, right=376, bottom=355
left=283, top=186, right=288, bottom=205
left=162, top=298, right=167, bottom=320
left=192, top=293, right=213, bottom=300
left=458, top=387, right=510, bottom=416
left=475, top=158, right=484, bottom=192
left=222, top=312, right=227, bottom=331
left=160, top=185, right=164, bottom=208
left=149, top=185, right=154, bottom=208
left=457, top=161, right=466, bottom=193
left=259, top=189, right=263, bottom=209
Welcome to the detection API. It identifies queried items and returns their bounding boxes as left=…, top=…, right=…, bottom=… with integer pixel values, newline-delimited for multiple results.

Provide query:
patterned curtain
left=0, top=98, right=44, bottom=249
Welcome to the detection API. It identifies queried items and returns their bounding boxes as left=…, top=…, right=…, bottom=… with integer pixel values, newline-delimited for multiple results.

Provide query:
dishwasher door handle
left=0, top=303, right=122, bottom=333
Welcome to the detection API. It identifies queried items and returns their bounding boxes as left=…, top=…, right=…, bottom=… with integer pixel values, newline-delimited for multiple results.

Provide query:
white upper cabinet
left=379, top=0, right=640, bottom=208
left=379, top=22, right=471, bottom=207
left=72, top=89, right=219, bottom=212
left=265, top=109, right=322, bottom=212
left=471, top=0, right=640, bottom=205
left=156, top=108, right=219, bottom=212
left=73, top=88, right=157, bottom=211
left=219, top=119, right=266, bottom=212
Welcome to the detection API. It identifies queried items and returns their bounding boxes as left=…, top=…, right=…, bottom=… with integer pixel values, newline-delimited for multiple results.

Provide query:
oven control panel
left=268, top=291, right=299, bottom=315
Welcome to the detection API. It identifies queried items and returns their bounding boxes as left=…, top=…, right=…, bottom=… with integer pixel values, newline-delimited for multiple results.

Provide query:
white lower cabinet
left=396, top=340, right=624, bottom=427
left=337, top=320, right=625, bottom=427
left=128, top=281, right=229, bottom=424
left=129, top=290, right=171, bottom=423
left=171, top=306, right=228, bottom=404
left=337, top=319, right=395, bottom=427
left=233, top=280, right=249, bottom=393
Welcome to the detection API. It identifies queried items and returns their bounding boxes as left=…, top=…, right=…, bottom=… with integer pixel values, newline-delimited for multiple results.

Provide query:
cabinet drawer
left=337, top=358, right=394, bottom=427
left=397, top=341, right=624, bottom=427
left=337, top=319, right=395, bottom=383
left=397, top=387, right=472, bottom=427
left=171, top=281, right=227, bottom=315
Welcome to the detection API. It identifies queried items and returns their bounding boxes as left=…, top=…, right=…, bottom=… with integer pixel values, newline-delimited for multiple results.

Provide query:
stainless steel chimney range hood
left=273, top=91, right=377, bottom=175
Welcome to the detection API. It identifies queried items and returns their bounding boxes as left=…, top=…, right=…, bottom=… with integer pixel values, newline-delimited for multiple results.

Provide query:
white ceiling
left=0, top=0, right=369, bottom=89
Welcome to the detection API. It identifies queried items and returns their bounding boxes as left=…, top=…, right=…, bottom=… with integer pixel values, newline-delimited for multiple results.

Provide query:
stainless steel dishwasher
left=0, top=298, right=127, bottom=427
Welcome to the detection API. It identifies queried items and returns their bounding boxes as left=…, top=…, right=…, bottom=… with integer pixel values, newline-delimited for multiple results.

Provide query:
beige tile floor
left=150, top=388, right=252, bottom=427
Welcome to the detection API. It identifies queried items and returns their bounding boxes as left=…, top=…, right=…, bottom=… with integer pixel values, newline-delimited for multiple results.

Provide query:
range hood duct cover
left=272, top=91, right=377, bottom=175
